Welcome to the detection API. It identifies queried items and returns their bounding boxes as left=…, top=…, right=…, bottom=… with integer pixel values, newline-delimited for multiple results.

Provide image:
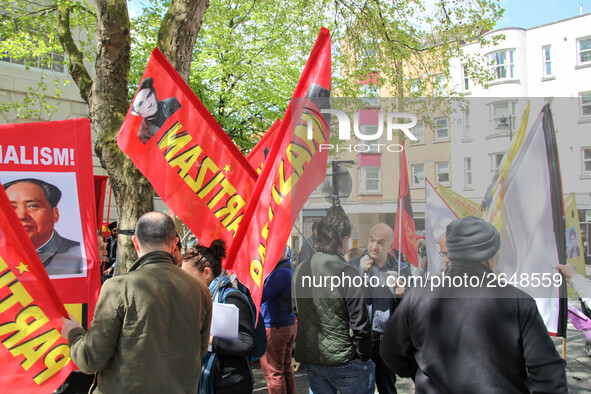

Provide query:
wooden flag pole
left=562, top=337, right=567, bottom=359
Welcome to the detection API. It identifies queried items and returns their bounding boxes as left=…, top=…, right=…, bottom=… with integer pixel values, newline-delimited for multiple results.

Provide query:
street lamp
left=499, top=116, right=513, bottom=141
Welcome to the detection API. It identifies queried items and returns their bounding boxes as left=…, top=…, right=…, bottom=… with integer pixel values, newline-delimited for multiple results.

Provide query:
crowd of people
left=52, top=210, right=580, bottom=393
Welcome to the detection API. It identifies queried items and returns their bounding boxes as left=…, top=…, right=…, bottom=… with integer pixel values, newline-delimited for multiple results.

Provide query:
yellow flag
left=437, top=184, right=480, bottom=218
left=479, top=101, right=531, bottom=231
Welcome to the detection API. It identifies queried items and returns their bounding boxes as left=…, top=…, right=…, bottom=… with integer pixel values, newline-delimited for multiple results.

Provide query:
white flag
left=498, top=105, right=566, bottom=335
left=425, top=180, right=458, bottom=276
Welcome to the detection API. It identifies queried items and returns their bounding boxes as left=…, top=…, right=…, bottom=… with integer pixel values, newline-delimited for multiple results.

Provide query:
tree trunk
left=59, top=0, right=210, bottom=273
left=91, top=0, right=150, bottom=274
left=157, top=0, right=211, bottom=81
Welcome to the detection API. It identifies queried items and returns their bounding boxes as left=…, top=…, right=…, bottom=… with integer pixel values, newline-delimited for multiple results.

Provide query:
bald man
left=349, top=223, right=412, bottom=394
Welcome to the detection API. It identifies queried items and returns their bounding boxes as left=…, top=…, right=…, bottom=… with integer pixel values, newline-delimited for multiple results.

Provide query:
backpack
left=215, top=276, right=267, bottom=362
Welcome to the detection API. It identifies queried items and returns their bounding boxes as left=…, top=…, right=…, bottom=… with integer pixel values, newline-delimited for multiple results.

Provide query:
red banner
left=0, top=119, right=101, bottom=327
left=118, top=48, right=258, bottom=247
left=94, top=175, right=108, bottom=228
left=226, top=28, right=332, bottom=309
left=0, top=182, right=75, bottom=392
left=393, top=146, right=418, bottom=267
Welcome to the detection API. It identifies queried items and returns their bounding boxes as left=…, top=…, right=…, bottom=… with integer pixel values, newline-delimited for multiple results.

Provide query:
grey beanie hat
left=446, top=216, right=500, bottom=262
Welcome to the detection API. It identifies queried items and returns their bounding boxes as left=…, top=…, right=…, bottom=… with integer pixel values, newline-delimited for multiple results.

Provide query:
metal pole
left=398, top=200, right=402, bottom=276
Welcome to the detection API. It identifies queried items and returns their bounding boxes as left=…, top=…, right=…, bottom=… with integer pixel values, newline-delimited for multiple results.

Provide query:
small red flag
left=393, top=145, right=418, bottom=267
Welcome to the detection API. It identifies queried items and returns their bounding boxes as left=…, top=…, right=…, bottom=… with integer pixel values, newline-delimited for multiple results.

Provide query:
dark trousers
left=373, top=337, right=397, bottom=394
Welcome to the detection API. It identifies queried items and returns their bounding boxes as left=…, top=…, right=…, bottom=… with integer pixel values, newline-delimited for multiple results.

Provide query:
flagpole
left=398, top=196, right=402, bottom=276
left=397, top=140, right=403, bottom=276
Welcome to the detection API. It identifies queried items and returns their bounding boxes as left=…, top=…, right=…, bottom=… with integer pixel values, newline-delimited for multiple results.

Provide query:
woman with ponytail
left=182, top=239, right=256, bottom=393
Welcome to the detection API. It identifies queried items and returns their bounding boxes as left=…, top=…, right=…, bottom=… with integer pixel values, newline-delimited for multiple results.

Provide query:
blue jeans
left=303, top=359, right=376, bottom=394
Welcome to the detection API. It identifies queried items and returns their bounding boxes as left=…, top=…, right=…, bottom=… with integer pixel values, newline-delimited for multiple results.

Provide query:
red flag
left=225, top=28, right=332, bottom=311
left=0, top=183, right=75, bottom=393
left=393, top=146, right=418, bottom=267
left=118, top=48, right=258, bottom=247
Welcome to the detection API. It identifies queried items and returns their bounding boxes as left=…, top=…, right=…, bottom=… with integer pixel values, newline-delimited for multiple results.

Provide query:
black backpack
left=218, top=279, right=267, bottom=362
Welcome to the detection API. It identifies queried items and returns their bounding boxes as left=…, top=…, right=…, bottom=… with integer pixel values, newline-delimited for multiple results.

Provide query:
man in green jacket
left=294, top=210, right=375, bottom=394
left=61, top=212, right=212, bottom=393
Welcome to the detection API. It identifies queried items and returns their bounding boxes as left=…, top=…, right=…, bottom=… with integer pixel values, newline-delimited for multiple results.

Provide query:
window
left=491, top=153, right=504, bottom=174
left=489, top=101, right=517, bottom=136
left=357, top=125, right=381, bottom=151
left=580, top=92, right=591, bottom=119
left=360, top=166, right=381, bottom=194
left=583, top=149, right=591, bottom=175
left=463, top=107, right=471, bottom=140
left=434, top=117, right=449, bottom=141
left=577, top=37, right=591, bottom=66
left=487, top=49, right=515, bottom=80
left=542, top=46, right=552, bottom=77
left=436, top=162, right=450, bottom=185
left=464, top=158, right=473, bottom=188
left=463, top=65, right=470, bottom=91
left=433, top=73, right=447, bottom=95
left=410, top=78, right=423, bottom=96
left=411, top=164, right=425, bottom=187
left=411, top=120, right=425, bottom=144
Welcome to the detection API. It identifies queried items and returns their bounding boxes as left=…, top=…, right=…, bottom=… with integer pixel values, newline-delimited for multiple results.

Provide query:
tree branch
left=57, top=1, right=93, bottom=104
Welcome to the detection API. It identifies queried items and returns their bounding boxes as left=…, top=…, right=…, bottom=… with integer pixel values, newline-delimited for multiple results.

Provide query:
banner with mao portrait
left=0, top=119, right=101, bottom=328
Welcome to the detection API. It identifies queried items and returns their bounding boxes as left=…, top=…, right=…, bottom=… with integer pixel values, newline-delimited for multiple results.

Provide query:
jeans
left=303, top=358, right=376, bottom=394
left=373, top=337, right=397, bottom=394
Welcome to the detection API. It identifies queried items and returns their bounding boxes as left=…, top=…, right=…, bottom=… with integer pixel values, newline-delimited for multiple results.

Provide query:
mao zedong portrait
left=131, top=77, right=181, bottom=144
left=5, top=178, right=83, bottom=276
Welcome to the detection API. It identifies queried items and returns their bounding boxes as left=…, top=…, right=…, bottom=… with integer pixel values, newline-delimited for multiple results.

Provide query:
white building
left=448, top=13, right=591, bottom=233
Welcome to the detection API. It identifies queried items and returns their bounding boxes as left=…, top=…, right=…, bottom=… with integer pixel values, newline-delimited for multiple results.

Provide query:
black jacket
left=380, top=261, right=567, bottom=393
left=211, top=290, right=256, bottom=390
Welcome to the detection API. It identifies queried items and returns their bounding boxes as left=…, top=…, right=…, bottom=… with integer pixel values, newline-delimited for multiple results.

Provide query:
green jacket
left=68, top=251, right=212, bottom=393
left=294, top=252, right=371, bottom=366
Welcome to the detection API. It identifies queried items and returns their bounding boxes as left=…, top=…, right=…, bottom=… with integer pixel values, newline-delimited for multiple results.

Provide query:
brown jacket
left=68, top=251, right=212, bottom=393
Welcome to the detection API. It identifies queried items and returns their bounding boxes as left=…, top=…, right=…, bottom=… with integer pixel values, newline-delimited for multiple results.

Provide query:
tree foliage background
left=0, top=0, right=503, bottom=270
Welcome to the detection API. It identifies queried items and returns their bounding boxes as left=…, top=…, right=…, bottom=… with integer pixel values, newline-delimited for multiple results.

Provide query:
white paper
left=210, top=301, right=239, bottom=340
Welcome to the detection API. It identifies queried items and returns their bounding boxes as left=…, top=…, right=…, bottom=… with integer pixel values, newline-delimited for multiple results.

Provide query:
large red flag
left=0, top=183, right=75, bottom=393
left=393, top=145, right=418, bottom=267
left=118, top=48, right=258, bottom=247
left=225, top=28, right=332, bottom=310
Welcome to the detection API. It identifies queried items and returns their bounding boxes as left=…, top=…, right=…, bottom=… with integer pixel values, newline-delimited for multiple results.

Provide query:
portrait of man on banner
left=2, top=173, right=85, bottom=277
left=567, top=226, right=581, bottom=259
left=131, top=77, right=181, bottom=144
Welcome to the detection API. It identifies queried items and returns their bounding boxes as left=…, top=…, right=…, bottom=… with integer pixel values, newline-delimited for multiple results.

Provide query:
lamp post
left=500, top=116, right=513, bottom=141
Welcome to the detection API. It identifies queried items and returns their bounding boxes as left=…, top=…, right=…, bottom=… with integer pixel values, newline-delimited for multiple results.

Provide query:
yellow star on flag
left=16, top=262, right=29, bottom=275
left=223, top=164, right=231, bottom=173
